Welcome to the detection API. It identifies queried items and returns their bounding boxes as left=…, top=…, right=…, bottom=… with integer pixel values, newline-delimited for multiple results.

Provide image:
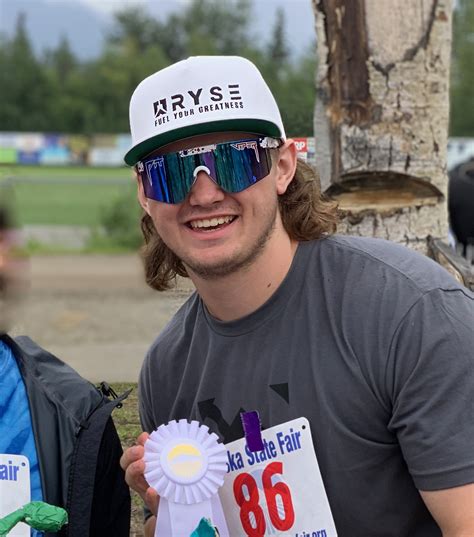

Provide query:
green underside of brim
left=124, top=119, right=282, bottom=166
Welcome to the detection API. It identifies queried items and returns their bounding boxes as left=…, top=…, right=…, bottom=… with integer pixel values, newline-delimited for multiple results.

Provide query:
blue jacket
left=1, top=334, right=131, bottom=537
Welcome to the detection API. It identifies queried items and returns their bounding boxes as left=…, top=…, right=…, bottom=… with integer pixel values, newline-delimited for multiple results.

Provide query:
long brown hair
left=140, top=159, right=340, bottom=291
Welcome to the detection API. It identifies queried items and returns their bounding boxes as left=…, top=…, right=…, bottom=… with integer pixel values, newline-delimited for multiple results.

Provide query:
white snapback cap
left=124, top=55, right=286, bottom=166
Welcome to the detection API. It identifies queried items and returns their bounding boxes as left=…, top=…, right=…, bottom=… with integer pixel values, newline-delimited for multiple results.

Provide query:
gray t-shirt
left=139, top=235, right=474, bottom=537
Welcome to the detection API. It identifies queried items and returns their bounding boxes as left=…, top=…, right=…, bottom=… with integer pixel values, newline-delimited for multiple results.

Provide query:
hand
left=120, top=432, right=160, bottom=517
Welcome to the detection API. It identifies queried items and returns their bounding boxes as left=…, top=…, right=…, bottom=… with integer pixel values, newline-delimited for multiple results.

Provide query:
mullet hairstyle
left=140, top=159, right=340, bottom=291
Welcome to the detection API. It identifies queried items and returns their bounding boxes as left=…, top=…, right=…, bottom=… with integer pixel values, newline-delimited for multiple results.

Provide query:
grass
left=112, top=382, right=146, bottom=537
left=0, top=164, right=142, bottom=254
left=0, top=164, right=135, bottom=227
left=23, top=237, right=137, bottom=255
left=12, top=182, right=131, bottom=226
left=110, top=382, right=142, bottom=447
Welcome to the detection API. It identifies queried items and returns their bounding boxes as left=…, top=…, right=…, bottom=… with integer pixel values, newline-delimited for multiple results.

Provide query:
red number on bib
left=233, top=462, right=296, bottom=536
left=233, top=472, right=266, bottom=536
left=262, top=461, right=295, bottom=530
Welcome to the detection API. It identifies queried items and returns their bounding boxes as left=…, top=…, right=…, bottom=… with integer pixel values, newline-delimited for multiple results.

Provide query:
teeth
left=190, top=216, right=234, bottom=229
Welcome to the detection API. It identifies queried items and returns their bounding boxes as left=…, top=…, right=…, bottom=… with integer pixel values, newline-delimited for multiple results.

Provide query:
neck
left=188, top=232, right=298, bottom=322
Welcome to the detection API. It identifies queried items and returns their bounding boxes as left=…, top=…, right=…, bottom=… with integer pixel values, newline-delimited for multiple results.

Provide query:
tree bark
left=313, top=0, right=452, bottom=253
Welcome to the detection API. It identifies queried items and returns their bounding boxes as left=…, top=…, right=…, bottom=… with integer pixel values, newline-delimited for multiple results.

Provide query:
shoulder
left=307, top=235, right=470, bottom=296
left=298, top=236, right=473, bottom=343
left=10, top=335, right=103, bottom=418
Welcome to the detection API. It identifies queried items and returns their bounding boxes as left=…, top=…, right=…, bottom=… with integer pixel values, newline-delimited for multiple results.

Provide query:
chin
left=187, top=248, right=262, bottom=279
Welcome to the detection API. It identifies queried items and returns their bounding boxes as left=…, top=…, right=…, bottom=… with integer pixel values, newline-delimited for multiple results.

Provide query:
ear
left=136, top=171, right=152, bottom=215
left=275, top=139, right=297, bottom=195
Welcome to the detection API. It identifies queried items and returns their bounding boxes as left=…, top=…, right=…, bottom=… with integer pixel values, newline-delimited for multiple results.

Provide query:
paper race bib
left=219, top=418, right=337, bottom=536
left=0, top=454, right=31, bottom=537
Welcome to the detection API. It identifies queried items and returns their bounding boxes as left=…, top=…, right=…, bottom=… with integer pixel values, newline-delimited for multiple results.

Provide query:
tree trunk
left=313, top=0, right=452, bottom=254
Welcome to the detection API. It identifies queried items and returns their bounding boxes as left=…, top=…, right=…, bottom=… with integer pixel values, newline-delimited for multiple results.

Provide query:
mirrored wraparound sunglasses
left=135, top=137, right=281, bottom=204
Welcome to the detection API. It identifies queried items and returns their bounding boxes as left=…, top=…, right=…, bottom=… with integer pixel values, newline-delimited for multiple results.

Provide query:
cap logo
left=153, top=99, right=168, bottom=118
left=152, top=84, right=243, bottom=127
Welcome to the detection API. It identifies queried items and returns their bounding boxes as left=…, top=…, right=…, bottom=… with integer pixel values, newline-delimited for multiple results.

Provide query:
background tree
left=450, top=0, right=474, bottom=136
left=0, top=13, right=50, bottom=131
left=267, top=8, right=290, bottom=81
left=277, top=48, right=317, bottom=137
left=0, top=0, right=315, bottom=137
left=45, top=36, right=76, bottom=84
left=43, top=36, right=81, bottom=133
left=179, top=0, right=252, bottom=56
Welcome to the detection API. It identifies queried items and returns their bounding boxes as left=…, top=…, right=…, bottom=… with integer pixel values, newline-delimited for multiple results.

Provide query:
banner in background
left=67, top=135, right=89, bottom=165
left=294, top=137, right=316, bottom=164
left=88, top=134, right=132, bottom=166
left=39, top=134, right=71, bottom=165
left=0, top=133, right=19, bottom=164
left=0, top=133, right=470, bottom=170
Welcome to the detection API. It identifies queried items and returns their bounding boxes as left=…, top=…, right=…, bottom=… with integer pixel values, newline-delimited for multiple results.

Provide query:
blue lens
left=137, top=138, right=278, bottom=204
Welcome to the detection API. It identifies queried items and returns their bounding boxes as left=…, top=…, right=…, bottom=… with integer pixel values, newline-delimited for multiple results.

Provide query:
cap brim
left=124, top=119, right=283, bottom=166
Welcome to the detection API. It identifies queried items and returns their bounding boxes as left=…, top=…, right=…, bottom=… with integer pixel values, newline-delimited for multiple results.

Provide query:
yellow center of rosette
left=145, top=420, right=228, bottom=500
left=166, top=443, right=204, bottom=478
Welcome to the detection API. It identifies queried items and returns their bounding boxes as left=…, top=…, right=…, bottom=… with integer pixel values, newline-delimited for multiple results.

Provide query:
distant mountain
left=0, top=0, right=107, bottom=60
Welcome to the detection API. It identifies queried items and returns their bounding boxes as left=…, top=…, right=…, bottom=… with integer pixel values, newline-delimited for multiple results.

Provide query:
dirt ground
left=10, top=253, right=195, bottom=383
left=8, top=253, right=195, bottom=535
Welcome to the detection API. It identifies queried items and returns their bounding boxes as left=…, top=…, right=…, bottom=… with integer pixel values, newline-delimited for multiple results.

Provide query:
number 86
left=233, top=461, right=295, bottom=537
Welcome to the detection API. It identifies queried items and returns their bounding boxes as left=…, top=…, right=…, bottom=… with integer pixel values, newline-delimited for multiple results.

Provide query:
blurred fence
left=0, top=133, right=317, bottom=167
left=0, top=132, right=131, bottom=167
left=1, top=133, right=473, bottom=169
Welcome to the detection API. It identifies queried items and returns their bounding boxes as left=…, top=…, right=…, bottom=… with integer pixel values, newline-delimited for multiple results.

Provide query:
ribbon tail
left=210, top=496, right=230, bottom=537
left=154, top=496, right=229, bottom=536
left=154, top=498, right=172, bottom=537
left=169, top=500, right=213, bottom=536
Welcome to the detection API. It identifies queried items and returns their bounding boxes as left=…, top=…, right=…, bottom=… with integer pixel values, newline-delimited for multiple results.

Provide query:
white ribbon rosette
left=144, top=419, right=229, bottom=536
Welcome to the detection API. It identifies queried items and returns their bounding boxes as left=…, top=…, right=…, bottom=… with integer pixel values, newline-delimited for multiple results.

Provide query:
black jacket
left=1, top=334, right=131, bottom=537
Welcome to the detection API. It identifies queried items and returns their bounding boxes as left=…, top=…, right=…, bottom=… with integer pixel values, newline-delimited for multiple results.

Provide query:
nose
left=187, top=170, right=225, bottom=206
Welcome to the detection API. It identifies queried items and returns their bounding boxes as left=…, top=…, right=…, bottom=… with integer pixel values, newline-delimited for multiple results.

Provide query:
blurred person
left=448, top=157, right=474, bottom=257
left=0, top=202, right=131, bottom=536
left=121, top=56, right=474, bottom=537
left=0, top=204, right=19, bottom=331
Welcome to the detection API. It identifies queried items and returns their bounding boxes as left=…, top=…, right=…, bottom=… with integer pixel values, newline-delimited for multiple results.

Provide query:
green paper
left=23, top=501, right=68, bottom=531
left=190, top=517, right=219, bottom=537
left=0, top=509, right=25, bottom=535
left=0, top=501, right=68, bottom=535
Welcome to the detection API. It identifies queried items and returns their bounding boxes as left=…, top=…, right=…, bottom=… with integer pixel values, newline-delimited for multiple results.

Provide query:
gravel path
left=10, top=254, right=194, bottom=382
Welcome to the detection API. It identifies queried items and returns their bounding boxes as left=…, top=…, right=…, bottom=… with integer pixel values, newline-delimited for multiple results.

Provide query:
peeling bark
left=313, top=0, right=453, bottom=252
left=403, top=0, right=439, bottom=61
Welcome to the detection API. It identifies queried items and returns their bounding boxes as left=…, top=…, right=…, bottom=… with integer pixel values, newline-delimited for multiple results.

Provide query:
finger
left=137, top=431, right=150, bottom=446
left=144, top=515, right=157, bottom=537
left=120, top=444, right=145, bottom=471
left=125, top=458, right=150, bottom=497
left=145, top=486, right=160, bottom=516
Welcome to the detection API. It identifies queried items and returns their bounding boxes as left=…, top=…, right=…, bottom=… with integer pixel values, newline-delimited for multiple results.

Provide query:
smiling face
left=137, top=132, right=296, bottom=281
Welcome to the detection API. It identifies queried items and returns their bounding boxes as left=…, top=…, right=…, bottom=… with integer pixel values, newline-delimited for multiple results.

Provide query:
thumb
left=145, top=486, right=160, bottom=516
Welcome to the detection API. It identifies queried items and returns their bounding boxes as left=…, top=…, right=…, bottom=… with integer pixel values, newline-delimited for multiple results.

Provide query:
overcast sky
left=0, top=0, right=316, bottom=61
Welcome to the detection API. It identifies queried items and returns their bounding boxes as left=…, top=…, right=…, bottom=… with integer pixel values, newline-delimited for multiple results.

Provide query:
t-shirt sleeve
left=138, top=351, right=156, bottom=434
left=138, top=351, right=157, bottom=523
left=386, top=287, right=474, bottom=491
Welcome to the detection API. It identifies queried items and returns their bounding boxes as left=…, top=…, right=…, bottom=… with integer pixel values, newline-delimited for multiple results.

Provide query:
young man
left=0, top=203, right=131, bottom=536
left=121, top=56, right=474, bottom=537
